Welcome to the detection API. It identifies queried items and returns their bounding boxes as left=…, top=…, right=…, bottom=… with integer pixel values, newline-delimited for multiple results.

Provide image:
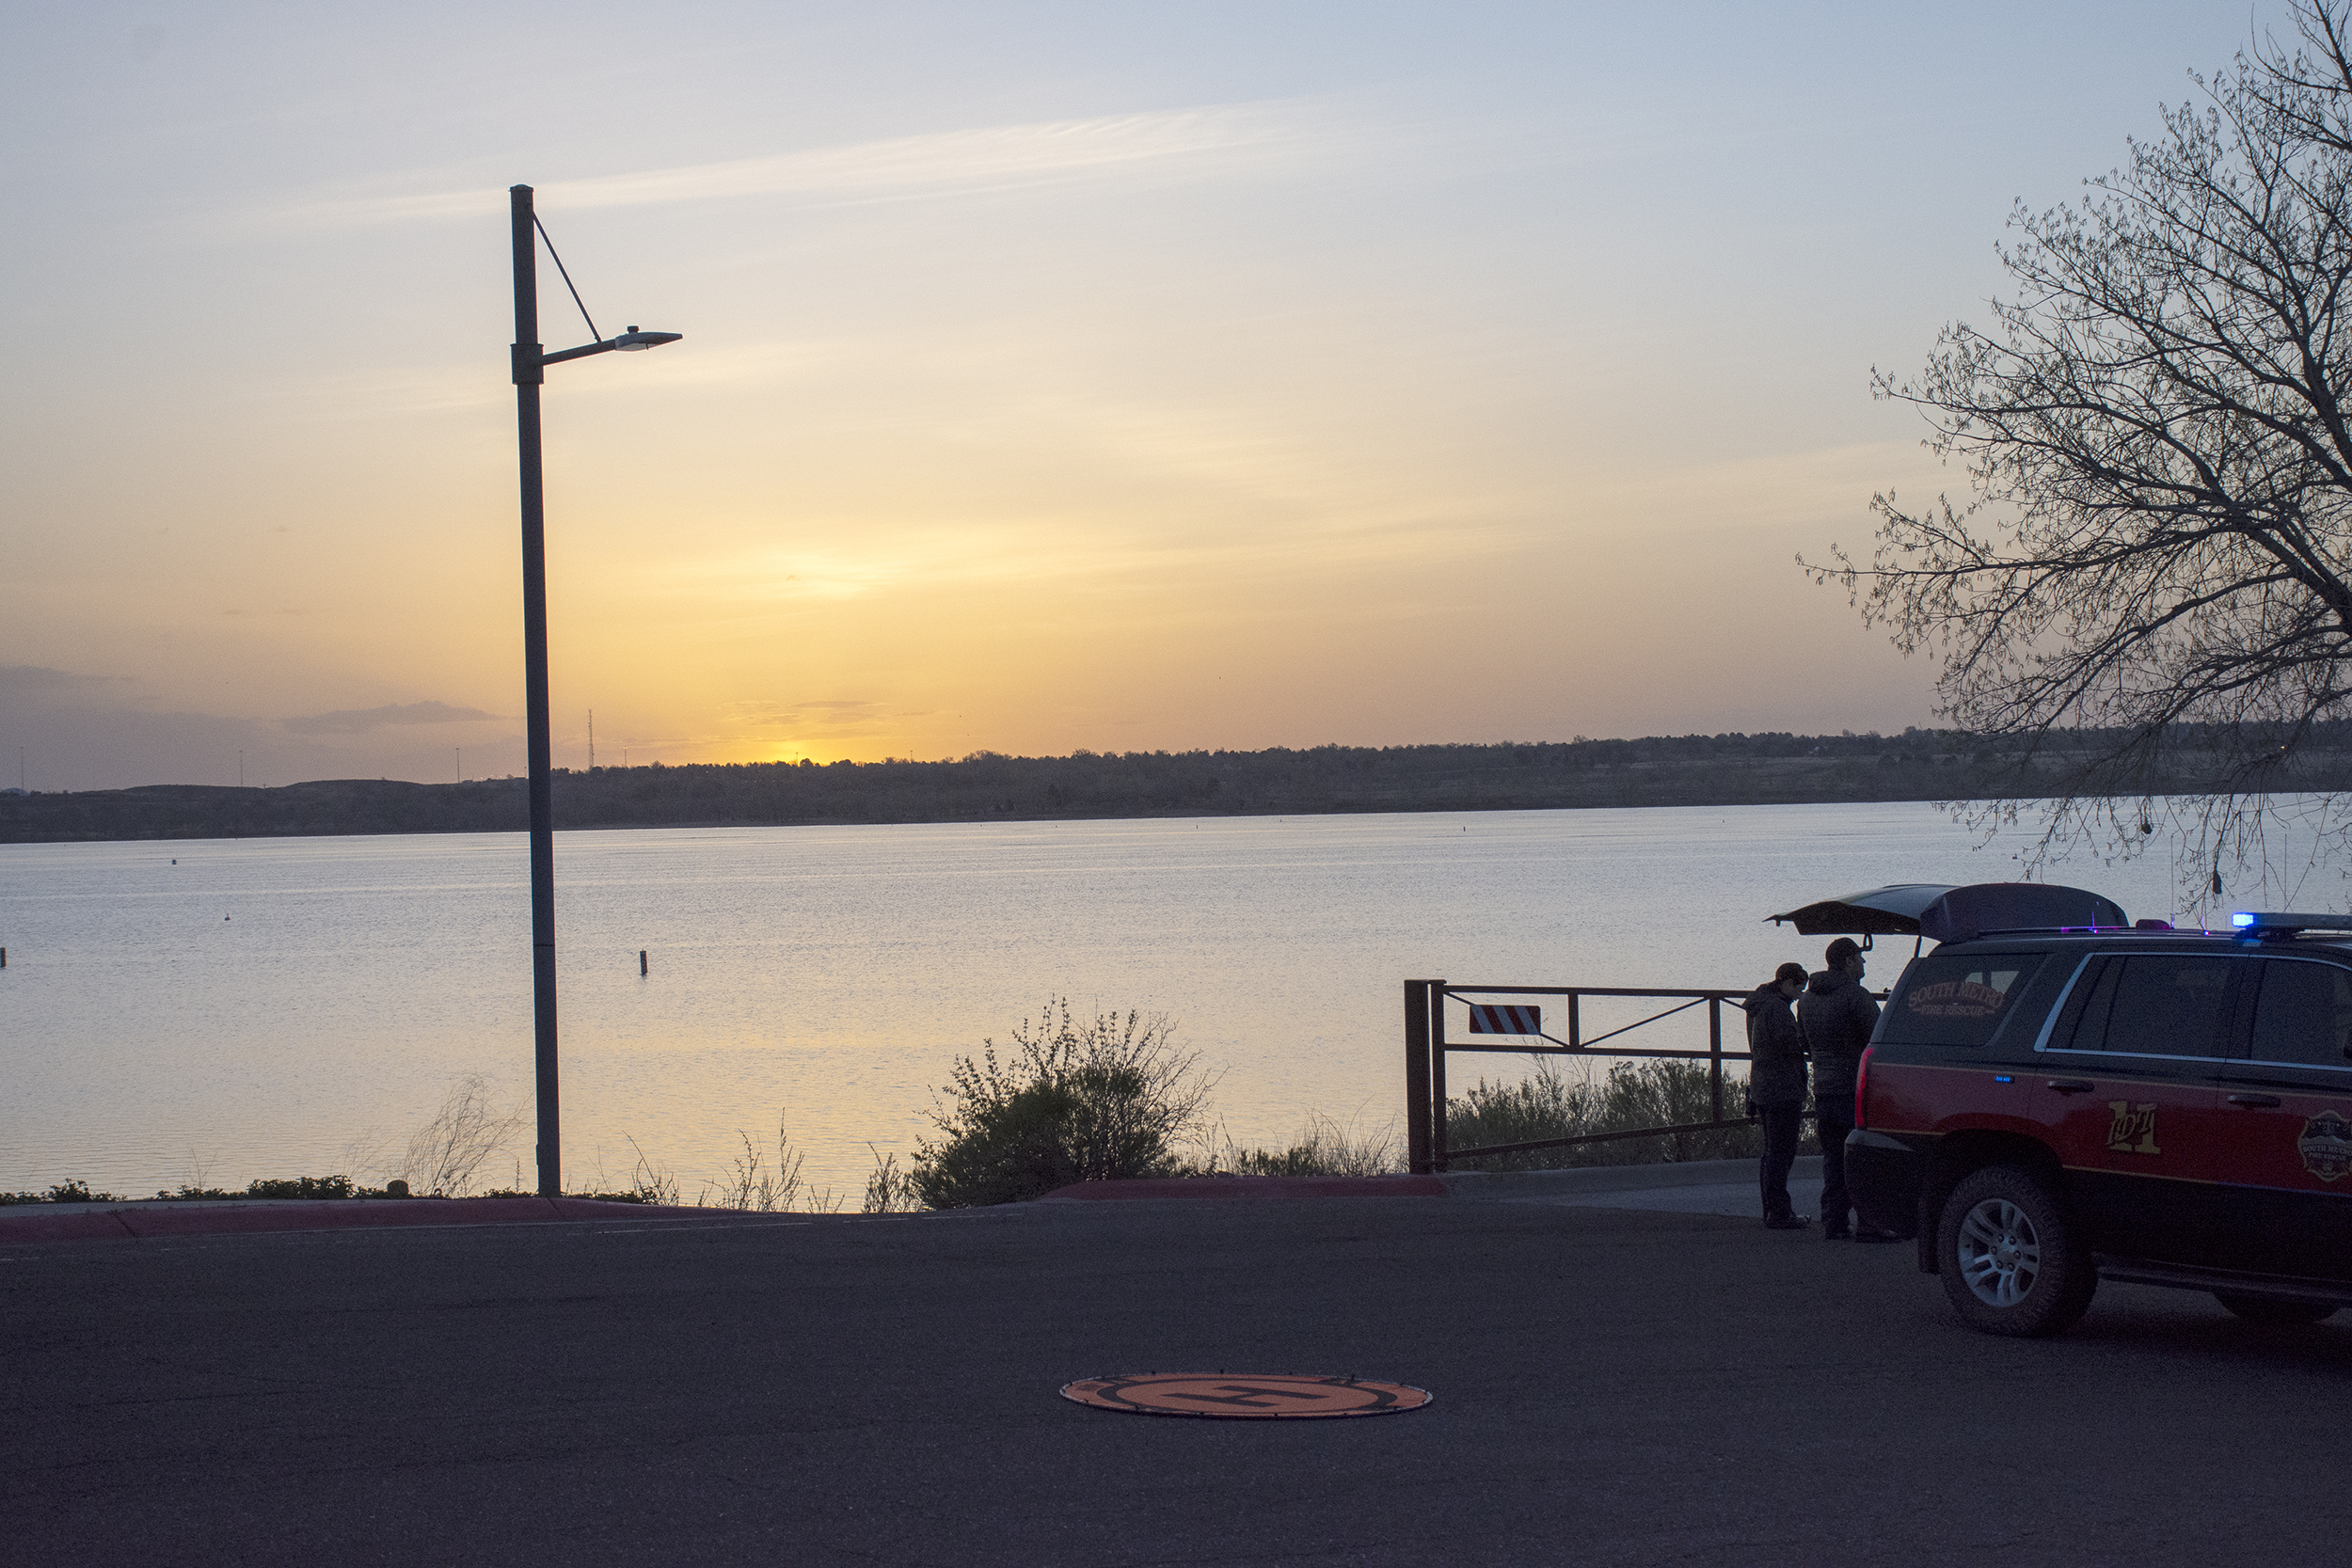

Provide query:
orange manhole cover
left=1060, top=1373, right=1432, bottom=1419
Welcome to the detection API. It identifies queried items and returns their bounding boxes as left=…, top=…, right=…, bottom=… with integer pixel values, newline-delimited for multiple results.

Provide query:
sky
left=0, top=0, right=2282, bottom=788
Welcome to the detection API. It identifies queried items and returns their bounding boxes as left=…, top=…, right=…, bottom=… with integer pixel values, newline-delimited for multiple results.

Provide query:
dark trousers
left=1756, top=1103, right=1804, bottom=1220
left=1817, top=1107, right=1855, bottom=1232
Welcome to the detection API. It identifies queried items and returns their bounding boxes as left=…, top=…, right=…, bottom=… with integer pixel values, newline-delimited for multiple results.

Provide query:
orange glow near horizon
left=3, top=6, right=2240, bottom=791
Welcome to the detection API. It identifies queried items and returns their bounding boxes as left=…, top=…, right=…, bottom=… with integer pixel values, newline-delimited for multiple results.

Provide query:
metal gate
left=1403, top=979, right=1773, bottom=1175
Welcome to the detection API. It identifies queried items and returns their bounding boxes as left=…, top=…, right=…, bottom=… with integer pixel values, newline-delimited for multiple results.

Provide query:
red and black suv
left=1849, top=911, right=2352, bottom=1337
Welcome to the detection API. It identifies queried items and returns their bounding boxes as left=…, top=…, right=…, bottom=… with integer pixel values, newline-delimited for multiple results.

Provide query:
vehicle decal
left=2298, top=1112, right=2352, bottom=1182
left=2106, top=1101, right=2161, bottom=1156
left=1904, top=978, right=2011, bottom=1018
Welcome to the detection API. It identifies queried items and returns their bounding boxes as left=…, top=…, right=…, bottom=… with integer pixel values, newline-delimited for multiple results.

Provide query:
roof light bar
left=2231, top=911, right=2352, bottom=937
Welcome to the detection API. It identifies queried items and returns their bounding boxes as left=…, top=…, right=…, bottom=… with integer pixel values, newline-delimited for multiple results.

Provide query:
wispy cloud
left=268, top=102, right=1343, bottom=231
left=282, top=700, right=501, bottom=735
left=0, top=665, right=135, bottom=707
left=657, top=504, right=1524, bottom=610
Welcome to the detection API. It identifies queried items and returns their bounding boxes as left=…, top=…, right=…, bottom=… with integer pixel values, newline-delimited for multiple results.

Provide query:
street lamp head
left=612, top=325, right=682, bottom=352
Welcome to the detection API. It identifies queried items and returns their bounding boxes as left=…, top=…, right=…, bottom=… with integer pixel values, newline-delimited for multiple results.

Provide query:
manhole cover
left=1060, top=1373, right=1432, bottom=1418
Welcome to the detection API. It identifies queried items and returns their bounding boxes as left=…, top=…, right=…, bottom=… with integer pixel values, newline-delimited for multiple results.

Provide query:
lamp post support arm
left=537, top=341, right=617, bottom=369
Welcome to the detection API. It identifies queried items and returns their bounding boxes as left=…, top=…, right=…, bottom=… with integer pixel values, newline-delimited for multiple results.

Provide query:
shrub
left=914, top=998, right=1213, bottom=1207
left=0, top=1180, right=126, bottom=1205
left=245, top=1175, right=355, bottom=1200
left=151, top=1176, right=417, bottom=1200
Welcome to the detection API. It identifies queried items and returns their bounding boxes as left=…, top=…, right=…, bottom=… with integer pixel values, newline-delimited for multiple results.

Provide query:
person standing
left=1798, top=937, right=1895, bottom=1242
left=1745, top=961, right=1812, bottom=1229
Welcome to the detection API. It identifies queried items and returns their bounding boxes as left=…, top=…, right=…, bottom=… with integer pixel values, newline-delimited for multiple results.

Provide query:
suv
left=1849, top=913, right=2352, bottom=1337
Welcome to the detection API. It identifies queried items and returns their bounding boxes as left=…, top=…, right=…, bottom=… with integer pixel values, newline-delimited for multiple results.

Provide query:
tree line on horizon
left=2, top=725, right=2327, bottom=844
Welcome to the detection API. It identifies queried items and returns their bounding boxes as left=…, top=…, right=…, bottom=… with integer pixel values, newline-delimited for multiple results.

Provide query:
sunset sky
left=2, top=1, right=2258, bottom=788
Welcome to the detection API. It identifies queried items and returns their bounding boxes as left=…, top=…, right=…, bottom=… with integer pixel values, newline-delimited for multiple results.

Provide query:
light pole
left=510, top=182, right=681, bottom=1197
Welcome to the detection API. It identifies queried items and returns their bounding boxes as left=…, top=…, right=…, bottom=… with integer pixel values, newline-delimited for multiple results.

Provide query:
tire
left=2214, top=1291, right=2340, bottom=1324
left=1936, top=1165, right=2098, bottom=1338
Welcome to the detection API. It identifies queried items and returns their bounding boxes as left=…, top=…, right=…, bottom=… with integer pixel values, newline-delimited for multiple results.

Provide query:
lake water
left=0, top=802, right=2208, bottom=1201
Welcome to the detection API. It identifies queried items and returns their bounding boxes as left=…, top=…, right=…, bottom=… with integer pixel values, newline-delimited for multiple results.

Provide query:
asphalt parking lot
left=6, top=1193, right=2349, bottom=1567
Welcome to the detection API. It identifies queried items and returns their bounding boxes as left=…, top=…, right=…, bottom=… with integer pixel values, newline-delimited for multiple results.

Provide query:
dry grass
left=394, top=1075, right=528, bottom=1196
left=698, top=1114, right=843, bottom=1212
left=861, top=1148, right=926, bottom=1213
left=622, top=1136, right=681, bottom=1206
left=1179, top=1113, right=1403, bottom=1177
left=1443, top=1058, right=1765, bottom=1170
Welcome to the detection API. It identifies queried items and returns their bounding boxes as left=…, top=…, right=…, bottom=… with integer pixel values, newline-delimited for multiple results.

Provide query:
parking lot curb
left=1041, top=1175, right=1450, bottom=1201
left=0, top=1196, right=740, bottom=1243
left=1041, top=1157, right=1821, bottom=1205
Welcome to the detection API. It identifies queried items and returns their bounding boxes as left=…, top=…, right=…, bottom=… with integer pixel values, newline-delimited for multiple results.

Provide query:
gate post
left=1405, top=980, right=1432, bottom=1176
left=1429, top=980, right=1448, bottom=1173
left=1708, top=995, right=1724, bottom=1124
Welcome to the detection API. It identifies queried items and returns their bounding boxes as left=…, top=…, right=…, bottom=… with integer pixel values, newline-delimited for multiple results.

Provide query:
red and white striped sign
left=1467, top=1004, right=1541, bottom=1036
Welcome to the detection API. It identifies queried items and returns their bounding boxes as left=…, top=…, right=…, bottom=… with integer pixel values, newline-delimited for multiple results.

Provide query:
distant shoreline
left=0, top=729, right=2215, bottom=846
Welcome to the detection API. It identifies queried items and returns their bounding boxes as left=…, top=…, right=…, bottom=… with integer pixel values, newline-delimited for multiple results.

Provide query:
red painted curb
left=1041, top=1175, right=1449, bottom=1202
left=0, top=1211, right=141, bottom=1243
left=0, top=1196, right=738, bottom=1243
left=117, top=1196, right=560, bottom=1236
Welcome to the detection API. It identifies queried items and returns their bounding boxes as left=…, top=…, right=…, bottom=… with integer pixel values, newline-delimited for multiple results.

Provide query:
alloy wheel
left=1957, top=1196, right=2040, bottom=1307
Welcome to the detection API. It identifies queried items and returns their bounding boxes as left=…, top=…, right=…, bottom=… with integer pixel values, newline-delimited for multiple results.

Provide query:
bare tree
left=1820, top=0, right=2352, bottom=911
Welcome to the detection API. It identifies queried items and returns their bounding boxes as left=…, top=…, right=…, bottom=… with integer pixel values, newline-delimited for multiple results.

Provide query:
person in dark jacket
left=1798, top=937, right=1895, bottom=1241
left=1745, top=961, right=1812, bottom=1228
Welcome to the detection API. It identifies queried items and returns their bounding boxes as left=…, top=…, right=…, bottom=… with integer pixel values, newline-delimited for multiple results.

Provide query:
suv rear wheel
left=2213, top=1291, right=2340, bottom=1324
left=1937, top=1165, right=2097, bottom=1338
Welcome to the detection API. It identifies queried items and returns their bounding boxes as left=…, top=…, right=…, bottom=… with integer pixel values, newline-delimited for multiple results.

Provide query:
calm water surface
left=1, top=803, right=2194, bottom=1198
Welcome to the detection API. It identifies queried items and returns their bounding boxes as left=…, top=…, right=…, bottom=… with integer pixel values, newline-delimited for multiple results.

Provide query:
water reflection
left=1, top=804, right=2191, bottom=1197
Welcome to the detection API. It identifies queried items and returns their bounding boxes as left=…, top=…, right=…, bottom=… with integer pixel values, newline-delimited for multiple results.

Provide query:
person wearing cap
left=1798, top=937, right=1896, bottom=1241
left=1744, top=961, right=1812, bottom=1228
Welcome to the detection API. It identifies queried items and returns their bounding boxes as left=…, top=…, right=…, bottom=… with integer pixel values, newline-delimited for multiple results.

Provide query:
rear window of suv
left=2249, top=958, right=2352, bottom=1069
left=1883, top=952, right=2049, bottom=1047
left=2048, top=953, right=2238, bottom=1059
